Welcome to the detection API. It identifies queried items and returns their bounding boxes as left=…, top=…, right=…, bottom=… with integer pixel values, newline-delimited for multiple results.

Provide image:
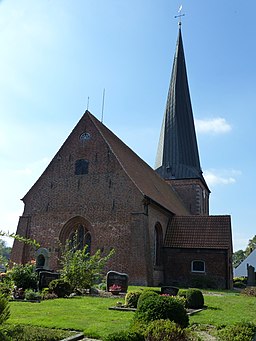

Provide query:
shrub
left=49, top=279, right=73, bottom=298
left=0, top=276, right=14, bottom=299
left=8, top=263, right=37, bottom=290
left=125, top=291, right=142, bottom=308
left=24, top=289, right=41, bottom=301
left=137, top=290, right=159, bottom=309
left=217, top=321, right=256, bottom=341
left=60, top=236, right=114, bottom=291
left=104, top=330, right=144, bottom=341
left=233, top=277, right=247, bottom=288
left=41, top=288, right=57, bottom=300
left=2, top=324, right=73, bottom=341
left=241, top=286, right=256, bottom=297
left=145, top=319, right=191, bottom=341
left=0, top=294, right=10, bottom=325
left=134, top=295, right=189, bottom=328
left=186, top=289, right=204, bottom=309
left=177, top=289, right=187, bottom=299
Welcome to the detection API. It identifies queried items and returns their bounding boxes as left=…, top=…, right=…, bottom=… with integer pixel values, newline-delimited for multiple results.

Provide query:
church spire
left=155, top=24, right=204, bottom=183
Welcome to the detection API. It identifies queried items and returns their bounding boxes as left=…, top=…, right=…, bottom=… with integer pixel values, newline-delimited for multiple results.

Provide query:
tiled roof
left=88, top=112, right=189, bottom=216
left=164, top=215, right=232, bottom=249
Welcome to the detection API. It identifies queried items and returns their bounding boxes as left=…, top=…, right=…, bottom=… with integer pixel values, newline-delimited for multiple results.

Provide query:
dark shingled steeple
left=155, top=24, right=205, bottom=184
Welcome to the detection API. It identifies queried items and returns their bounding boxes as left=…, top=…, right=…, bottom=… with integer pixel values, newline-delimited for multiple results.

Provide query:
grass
left=6, top=288, right=256, bottom=339
left=8, top=296, right=132, bottom=339
left=190, top=293, right=256, bottom=327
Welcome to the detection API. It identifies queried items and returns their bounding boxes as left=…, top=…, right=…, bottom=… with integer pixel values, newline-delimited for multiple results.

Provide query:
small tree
left=8, top=263, right=37, bottom=290
left=60, top=240, right=114, bottom=291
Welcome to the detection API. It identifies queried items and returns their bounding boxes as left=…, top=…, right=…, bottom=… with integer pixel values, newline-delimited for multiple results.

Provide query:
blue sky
left=0, top=0, right=255, bottom=251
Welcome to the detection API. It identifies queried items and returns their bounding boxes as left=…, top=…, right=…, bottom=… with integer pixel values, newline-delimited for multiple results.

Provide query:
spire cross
left=174, top=5, right=185, bottom=25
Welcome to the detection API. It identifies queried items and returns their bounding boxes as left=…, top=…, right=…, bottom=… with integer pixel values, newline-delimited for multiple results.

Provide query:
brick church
left=11, top=24, right=233, bottom=289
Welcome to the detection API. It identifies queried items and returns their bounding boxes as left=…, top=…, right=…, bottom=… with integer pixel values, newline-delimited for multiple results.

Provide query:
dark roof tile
left=164, top=215, right=232, bottom=249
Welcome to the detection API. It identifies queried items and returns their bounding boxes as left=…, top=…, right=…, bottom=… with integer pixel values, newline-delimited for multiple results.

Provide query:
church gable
left=22, top=111, right=143, bottom=217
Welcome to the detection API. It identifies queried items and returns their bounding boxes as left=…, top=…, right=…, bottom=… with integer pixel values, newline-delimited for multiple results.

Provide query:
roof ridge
left=87, top=111, right=189, bottom=215
left=87, top=111, right=145, bottom=197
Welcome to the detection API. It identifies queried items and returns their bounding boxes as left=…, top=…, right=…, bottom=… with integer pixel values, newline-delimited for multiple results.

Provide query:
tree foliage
left=0, top=231, right=40, bottom=249
left=245, top=235, right=256, bottom=257
left=233, top=235, right=256, bottom=268
left=233, top=249, right=246, bottom=268
left=60, top=240, right=114, bottom=291
left=0, top=240, right=11, bottom=266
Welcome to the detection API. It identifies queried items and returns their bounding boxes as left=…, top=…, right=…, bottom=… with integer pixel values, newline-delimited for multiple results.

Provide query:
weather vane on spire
left=174, top=5, right=185, bottom=26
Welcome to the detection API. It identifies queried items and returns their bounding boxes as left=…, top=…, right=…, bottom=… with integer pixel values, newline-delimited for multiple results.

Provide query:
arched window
left=60, top=217, right=92, bottom=256
left=68, top=224, right=91, bottom=253
left=191, top=260, right=205, bottom=273
left=154, top=223, right=163, bottom=266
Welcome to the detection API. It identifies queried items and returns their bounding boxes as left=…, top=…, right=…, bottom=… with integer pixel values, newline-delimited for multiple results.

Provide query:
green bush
left=104, top=330, right=144, bottom=341
left=24, top=289, right=41, bottom=301
left=217, top=321, right=256, bottom=341
left=41, top=288, right=58, bottom=300
left=8, top=263, right=37, bottom=290
left=233, top=277, right=247, bottom=288
left=49, top=278, right=72, bottom=298
left=177, top=289, right=187, bottom=299
left=0, top=294, right=10, bottom=325
left=137, top=290, right=159, bottom=309
left=2, top=324, right=73, bottom=341
left=0, top=276, right=14, bottom=299
left=186, top=289, right=204, bottom=309
left=61, top=237, right=114, bottom=291
left=145, top=319, right=191, bottom=341
left=125, top=291, right=142, bottom=308
left=134, top=295, right=189, bottom=328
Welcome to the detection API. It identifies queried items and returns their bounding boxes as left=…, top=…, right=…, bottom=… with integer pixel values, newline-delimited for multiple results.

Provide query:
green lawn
left=7, top=290, right=256, bottom=339
left=8, top=296, right=132, bottom=339
left=190, top=292, right=256, bottom=326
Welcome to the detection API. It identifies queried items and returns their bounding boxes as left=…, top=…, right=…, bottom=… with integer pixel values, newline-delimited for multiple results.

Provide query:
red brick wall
left=164, top=248, right=229, bottom=289
left=166, top=179, right=209, bottom=215
left=147, top=205, right=173, bottom=286
left=11, top=114, right=156, bottom=285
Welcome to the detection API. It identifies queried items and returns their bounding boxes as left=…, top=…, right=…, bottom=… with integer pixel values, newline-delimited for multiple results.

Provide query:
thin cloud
left=204, top=169, right=241, bottom=186
left=13, top=157, right=50, bottom=176
left=195, top=118, right=232, bottom=134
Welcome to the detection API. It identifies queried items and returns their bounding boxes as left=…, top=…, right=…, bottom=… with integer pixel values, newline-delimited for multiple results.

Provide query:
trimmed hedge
left=217, top=321, right=256, bottom=341
left=134, top=295, right=189, bottom=328
left=136, top=290, right=159, bottom=309
left=186, top=289, right=204, bottom=309
left=125, top=291, right=142, bottom=308
left=145, top=319, right=190, bottom=341
left=48, top=279, right=72, bottom=298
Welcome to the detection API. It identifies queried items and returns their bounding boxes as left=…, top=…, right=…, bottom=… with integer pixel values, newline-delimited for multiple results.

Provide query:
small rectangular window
left=75, top=159, right=89, bottom=175
left=191, top=260, right=205, bottom=273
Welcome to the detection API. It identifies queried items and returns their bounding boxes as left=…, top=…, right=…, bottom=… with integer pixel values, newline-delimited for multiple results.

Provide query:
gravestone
left=161, top=286, right=179, bottom=296
left=38, top=271, right=60, bottom=290
left=107, top=271, right=128, bottom=293
left=247, top=264, right=255, bottom=286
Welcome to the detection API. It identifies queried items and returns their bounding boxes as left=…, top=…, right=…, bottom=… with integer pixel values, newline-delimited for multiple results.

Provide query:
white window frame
left=191, top=260, right=205, bottom=273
